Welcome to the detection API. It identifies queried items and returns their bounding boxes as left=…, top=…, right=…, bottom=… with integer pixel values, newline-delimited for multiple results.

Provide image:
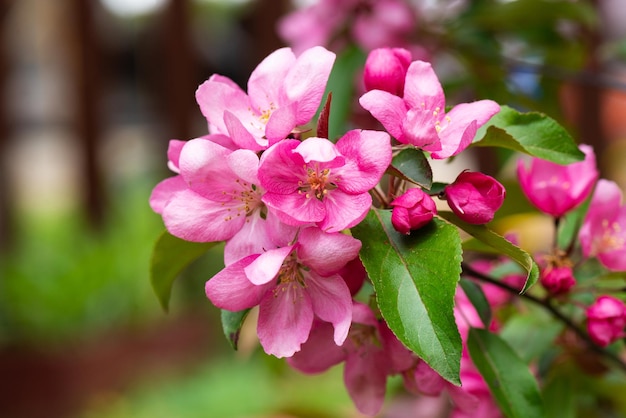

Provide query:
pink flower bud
left=444, top=171, right=505, bottom=224
left=540, top=265, right=576, bottom=295
left=363, top=47, right=412, bottom=96
left=390, top=188, right=437, bottom=234
left=517, top=144, right=598, bottom=218
left=587, top=296, right=626, bottom=347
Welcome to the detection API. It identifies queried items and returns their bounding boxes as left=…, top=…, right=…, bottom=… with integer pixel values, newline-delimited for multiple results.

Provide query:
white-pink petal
left=402, top=60, right=445, bottom=110
left=359, top=89, right=407, bottom=141
left=244, top=245, right=294, bottom=285
left=205, top=255, right=271, bottom=311
left=318, top=190, right=372, bottom=232
left=258, top=283, right=314, bottom=358
left=297, top=227, right=362, bottom=276
left=306, top=272, right=353, bottom=346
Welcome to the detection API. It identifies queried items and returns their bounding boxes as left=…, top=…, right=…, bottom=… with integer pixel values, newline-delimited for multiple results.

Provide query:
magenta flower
left=586, top=295, right=626, bottom=347
left=258, top=130, right=392, bottom=232
left=390, top=187, right=437, bottom=234
left=579, top=179, right=626, bottom=271
left=540, top=264, right=576, bottom=295
left=444, top=171, right=505, bottom=224
left=195, top=46, right=335, bottom=150
left=359, top=60, right=500, bottom=158
left=288, top=302, right=415, bottom=416
left=150, top=136, right=265, bottom=244
left=363, top=47, right=412, bottom=96
left=517, top=144, right=598, bottom=218
left=205, top=227, right=360, bottom=358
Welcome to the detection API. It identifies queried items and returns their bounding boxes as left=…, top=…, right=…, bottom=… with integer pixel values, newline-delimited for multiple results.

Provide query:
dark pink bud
left=390, top=188, right=437, bottom=234
left=363, top=47, right=412, bottom=96
left=444, top=171, right=505, bottom=224
left=540, top=265, right=576, bottom=295
left=587, top=295, right=626, bottom=347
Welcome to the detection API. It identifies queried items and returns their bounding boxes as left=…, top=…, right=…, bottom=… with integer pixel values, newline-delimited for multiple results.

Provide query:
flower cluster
left=150, top=45, right=509, bottom=415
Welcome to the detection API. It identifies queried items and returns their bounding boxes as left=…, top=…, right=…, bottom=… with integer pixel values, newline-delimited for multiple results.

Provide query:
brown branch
left=462, top=262, right=626, bottom=373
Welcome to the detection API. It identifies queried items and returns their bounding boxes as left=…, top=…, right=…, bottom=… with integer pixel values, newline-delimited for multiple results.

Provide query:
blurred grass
left=0, top=175, right=185, bottom=344
left=79, top=351, right=360, bottom=418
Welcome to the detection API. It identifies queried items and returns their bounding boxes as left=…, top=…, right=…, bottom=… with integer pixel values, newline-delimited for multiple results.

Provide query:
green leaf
left=459, top=279, right=492, bottom=328
left=468, top=328, right=544, bottom=418
left=500, top=311, right=563, bottom=362
left=221, top=309, right=251, bottom=350
left=388, top=148, right=433, bottom=189
left=352, top=209, right=463, bottom=384
left=150, top=231, right=217, bottom=312
left=438, top=212, right=539, bottom=293
left=473, top=105, right=584, bottom=164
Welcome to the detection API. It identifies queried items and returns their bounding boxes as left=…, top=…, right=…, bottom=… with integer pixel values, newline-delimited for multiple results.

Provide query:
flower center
left=222, top=179, right=262, bottom=222
left=298, top=165, right=338, bottom=200
left=432, top=107, right=451, bottom=133
left=599, top=219, right=625, bottom=252
left=272, top=255, right=307, bottom=298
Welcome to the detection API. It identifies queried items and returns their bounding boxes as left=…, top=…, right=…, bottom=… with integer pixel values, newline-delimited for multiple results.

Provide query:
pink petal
left=248, top=47, right=295, bottom=111
left=244, top=245, right=294, bottom=285
left=287, top=320, right=347, bottom=373
left=149, top=175, right=187, bottom=214
left=178, top=138, right=232, bottom=200
left=162, top=189, right=245, bottom=242
left=263, top=192, right=326, bottom=225
left=258, top=282, right=314, bottom=358
left=195, top=75, right=252, bottom=134
left=285, top=46, right=336, bottom=124
left=166, top=140, right=186, bottom=172
left=318, top=190, right=371, bottom=232
left=344, top=345, right=389, bottom=416
left=335, top=129, right=392, bottom=194
left=297, top=227, right=362, bottom=276
left=295, top=137, right=344, bottom=165
left=359, top=90, right=408, bottom=141
left=205, top=255, right=270, bottom=311
left=223, top=210, right=273, bottom=265
left=402, top=60, right=445, bottom=111
left=265, top=103, right=297, bottom=144
left=224, top=110, right=266, bottom=151
left=258, top=139, right=303, bottom=195
left=226, top=149, right=260, bottom=186
left=432, top=100, right=500, bottom=159
left=401, top=107, right=441, bottom=150
left=306, top=272, right=353, bottom=345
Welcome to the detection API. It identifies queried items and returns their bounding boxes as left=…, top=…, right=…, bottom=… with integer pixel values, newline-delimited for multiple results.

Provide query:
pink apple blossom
left=586, top=295, right=626, bottom=347
left=195, top=46, right=335, bottom=150
left=579, top=179, right=626, bottom=271
left=517, top=144, right=598, bottom=218
left=288, top=302, right=414, bottom=416
left=150, top=136, right=265, bottom=245
left=390, top=187, right=437, bottom=234
left=258, top=130, right=392, bottom=232
left=205, top=227, right=360, bottom=358
left=444, top=171, right=505, bottom=224
left=359, top=60, right=500, bottom=158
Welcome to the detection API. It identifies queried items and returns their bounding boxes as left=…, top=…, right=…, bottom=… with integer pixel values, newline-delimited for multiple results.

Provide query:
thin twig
left=462, top=262, right=626, bottom=373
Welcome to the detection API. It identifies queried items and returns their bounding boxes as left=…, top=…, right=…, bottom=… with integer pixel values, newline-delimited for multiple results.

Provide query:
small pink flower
left=517, top=144, right=598, bottom=218
left=444, top=171, right=505, bottom=224
left=258, top=130, right=392, bottom=232
left=540, top=264, right=576, bottom=295
left=363, top=48, right=412, bottom=96
left=196, top=46, right=335, bottom=150
left=360, top=60, right=500, bottom=158
left=586, top=295, right=626, bottom=347
left=579, top=179, right=626, bottom=271
left=390, top=188, right=437, bottom=234
left=205, top=227, right=360, bottom=358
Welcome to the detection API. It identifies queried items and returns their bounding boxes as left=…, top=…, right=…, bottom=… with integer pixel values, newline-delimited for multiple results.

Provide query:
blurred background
left=1, top=0, right=626, bottom=417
